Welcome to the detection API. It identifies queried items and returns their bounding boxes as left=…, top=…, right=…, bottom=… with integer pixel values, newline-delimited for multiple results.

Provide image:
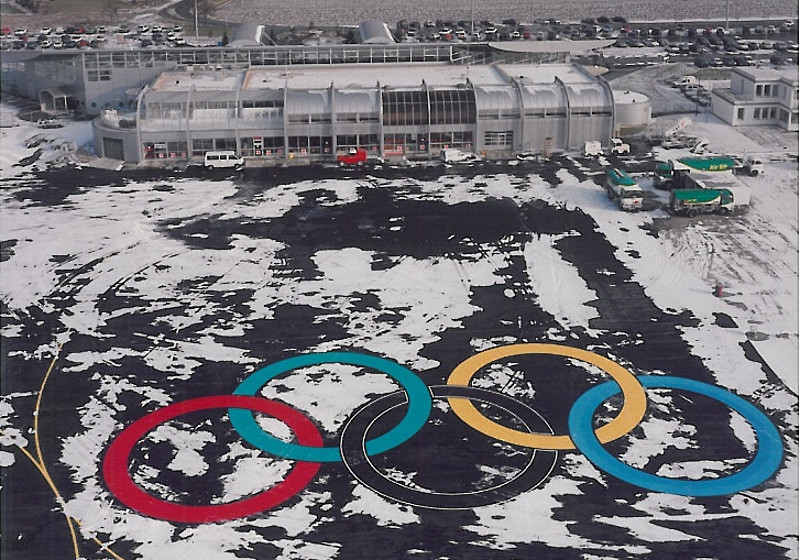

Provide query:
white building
left=93, top=62, right=651, bottom=164
left=711, top=67, right=799, bottom=132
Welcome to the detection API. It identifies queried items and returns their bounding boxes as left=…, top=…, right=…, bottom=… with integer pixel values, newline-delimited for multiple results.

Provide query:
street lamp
left=725, top=0, right=730, bottom=30
left=195, top=0, right=199, bottom=43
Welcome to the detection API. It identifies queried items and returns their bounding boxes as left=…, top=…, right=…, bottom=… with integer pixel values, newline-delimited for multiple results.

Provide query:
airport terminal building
left=1, top=28, right=652, bottom=164
left=92, top=61, right=647, bottom=164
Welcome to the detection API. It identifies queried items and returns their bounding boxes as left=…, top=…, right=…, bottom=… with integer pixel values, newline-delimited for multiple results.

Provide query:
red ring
left=102, top=395, right=322, bottom=523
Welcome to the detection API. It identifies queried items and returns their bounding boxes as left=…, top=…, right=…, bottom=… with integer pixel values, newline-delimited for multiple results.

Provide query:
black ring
left=339, top=385, right=558, bottom=509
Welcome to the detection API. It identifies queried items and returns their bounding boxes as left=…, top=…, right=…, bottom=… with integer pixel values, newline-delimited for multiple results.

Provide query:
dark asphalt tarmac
left=0, top=159, right=792, bottom=559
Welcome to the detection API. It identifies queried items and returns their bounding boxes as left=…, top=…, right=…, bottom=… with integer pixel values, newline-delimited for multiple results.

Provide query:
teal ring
left=568, top=375, right=783, bottom=496
left=230, top=352, right=432, bottom=462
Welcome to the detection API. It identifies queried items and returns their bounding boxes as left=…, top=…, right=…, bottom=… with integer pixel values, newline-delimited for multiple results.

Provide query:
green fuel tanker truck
left=653, top=156, right=736, bottom=189
left=669, top=188, right=735, bottom=217
left=605, top=167, right=643, bottom=211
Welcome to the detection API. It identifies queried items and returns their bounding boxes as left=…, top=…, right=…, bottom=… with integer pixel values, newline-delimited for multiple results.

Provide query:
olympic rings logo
left=102, top=344, right=784, bottom=524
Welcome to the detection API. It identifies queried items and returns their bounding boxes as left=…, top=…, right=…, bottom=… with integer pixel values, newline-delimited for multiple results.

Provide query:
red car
left=337, top=148, right=367, bottom=166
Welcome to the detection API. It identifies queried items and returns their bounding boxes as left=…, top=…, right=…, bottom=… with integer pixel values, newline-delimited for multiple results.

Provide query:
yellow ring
left=446, top=343, right=647, bottom=451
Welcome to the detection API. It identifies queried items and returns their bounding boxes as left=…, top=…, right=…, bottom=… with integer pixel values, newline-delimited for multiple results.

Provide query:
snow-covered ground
left=0, top=99, right=798, bottom=559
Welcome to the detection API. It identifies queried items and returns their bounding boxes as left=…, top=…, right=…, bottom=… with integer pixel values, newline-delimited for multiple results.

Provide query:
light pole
left=194, top=0, right=199, bottom=43
left=725, top=0, right=729, bottom=30
left=470, top=0, right=474, bottom=40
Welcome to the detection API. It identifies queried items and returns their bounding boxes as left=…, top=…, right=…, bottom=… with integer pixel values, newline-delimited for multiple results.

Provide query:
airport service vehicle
left=653, top=155, right=735, bottom=189
left=690, top=137, right=710, bottom=154
left=737, top=154, right=764, bottom=176
left=669, top=188, right=735, bottom=216
left=672, top=75, right=698, bottom=88
left=605, top=167, right=643, bottom=211
left=441, top=148, right=480, bottom=164
left=337, top=148, right=368, bottom=166
left=610, top=137, right=630, bottom=155
left=204, top=150, right=244, bottom=170
left=584, top=140, right=603, bottom=157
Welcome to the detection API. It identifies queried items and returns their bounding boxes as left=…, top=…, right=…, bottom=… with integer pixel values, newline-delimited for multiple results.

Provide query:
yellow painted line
left=8, top=338, right=128, bottom=560
left=446, top=343, right=647, bottom=451
left=0, top=428, right=81, bottom=559
left=28, top=343, right=82, bottom=559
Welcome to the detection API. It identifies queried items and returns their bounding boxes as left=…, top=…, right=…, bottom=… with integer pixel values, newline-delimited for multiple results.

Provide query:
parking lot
left=1, top=13, right=798, bottom=69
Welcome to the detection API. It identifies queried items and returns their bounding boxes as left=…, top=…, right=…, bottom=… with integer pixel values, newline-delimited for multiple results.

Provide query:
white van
left=440, top=148, right=480, bottom=164
left=203, top=151, right=244, bottom=170
left=672, top=75, right=698, bottom=88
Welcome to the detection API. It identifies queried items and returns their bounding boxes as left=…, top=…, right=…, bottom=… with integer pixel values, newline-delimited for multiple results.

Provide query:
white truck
left=585, top=138, right=630, bottom=157
left=738, top=155, right=765, bottom=176
left=441, top=148, right=481, bottom=164
left=610, top=138, right=630, bottom=155
left=584, top=140, right=603, bottom=157
left=605, top=167, right=644, bottom=211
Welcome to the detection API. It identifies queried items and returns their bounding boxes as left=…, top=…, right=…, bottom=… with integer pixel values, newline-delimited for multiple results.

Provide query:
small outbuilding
left=358, top=20, right=395, bottom=44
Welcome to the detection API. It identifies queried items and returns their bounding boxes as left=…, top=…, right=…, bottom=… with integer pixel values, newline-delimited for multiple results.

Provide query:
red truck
left=337, top=148, right=367, bottom=166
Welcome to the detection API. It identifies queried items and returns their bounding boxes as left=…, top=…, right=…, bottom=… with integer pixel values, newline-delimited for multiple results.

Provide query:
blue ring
left=568, top=375, right=783, bottom=496
left=230, top=352, right=432, bottom=463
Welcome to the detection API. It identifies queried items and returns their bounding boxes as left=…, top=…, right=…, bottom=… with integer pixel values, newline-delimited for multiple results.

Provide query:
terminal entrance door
left=103, top=137, right=124, bottom=160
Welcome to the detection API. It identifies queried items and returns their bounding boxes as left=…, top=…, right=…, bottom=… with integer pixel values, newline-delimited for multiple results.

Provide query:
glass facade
left=382, top=90, right=428, bottom=126
left=430, top=89, right=476, bottom=125
left=382, top=88, right=476, bottom=127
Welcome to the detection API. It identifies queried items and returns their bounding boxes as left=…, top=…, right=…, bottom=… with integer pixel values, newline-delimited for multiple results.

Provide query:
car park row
left=0, top=23, right=188, bottom=51
left=2, top=16, right=796, bottom=59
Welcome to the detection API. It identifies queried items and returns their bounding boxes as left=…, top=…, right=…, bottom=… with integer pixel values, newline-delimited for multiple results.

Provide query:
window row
left=755, top=84, right=780, bottom=98
left=484, top=130, right=514, bottom=147
left=143, top=140, right=189, bottom=159
left=142, top=132, right=481, bottom=160
left=87, top=69, right=112, bottom=82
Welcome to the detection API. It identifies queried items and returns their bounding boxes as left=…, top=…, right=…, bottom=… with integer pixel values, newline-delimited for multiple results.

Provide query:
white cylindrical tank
left=613, top=90, right=651, bottom=135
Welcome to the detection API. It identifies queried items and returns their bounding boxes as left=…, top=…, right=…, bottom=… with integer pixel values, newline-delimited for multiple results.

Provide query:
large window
left=484, top=130, right=513, bottom=147
left=147, top=102, right=185, bottom=119
left=308, top=136, right=333, bottom=155
left=430, top=131, right=472, bottom=150
left=382, top=90, right=428, bottom=126
left=241, top=100, right=283, bottom=108
left=191, top=138, right=214, bottom=156
left=429, top=89, right=476, bottom=125
left=214, top=138, right=236, bottom=150
left=143, top=141, right=185, bottom=159
left=336, top=134, right=378, bottom=153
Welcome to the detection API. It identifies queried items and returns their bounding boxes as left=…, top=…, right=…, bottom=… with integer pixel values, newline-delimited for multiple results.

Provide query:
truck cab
left=741, top=155, right=764, bottom=176
left=605, top=168, right=643, bottom=211
left=610, top=138, right=630, bottom=155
